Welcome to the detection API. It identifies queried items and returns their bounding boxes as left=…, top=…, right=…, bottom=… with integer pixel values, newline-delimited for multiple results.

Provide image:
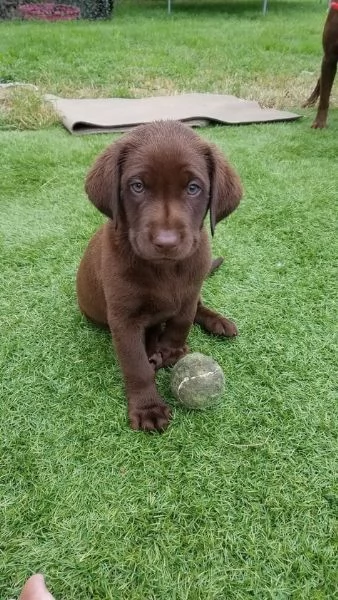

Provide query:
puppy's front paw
left=149, top=344, right=189, bottom=370
left=128, top=397, right=171, bottom=431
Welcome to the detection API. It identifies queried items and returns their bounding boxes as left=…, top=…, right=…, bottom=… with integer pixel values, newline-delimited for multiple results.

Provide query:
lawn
left=0, top=1, right=337, bottom=599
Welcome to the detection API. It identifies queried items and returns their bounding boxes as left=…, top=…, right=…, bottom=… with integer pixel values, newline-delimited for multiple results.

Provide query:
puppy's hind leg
left=194, top=300, right=238, bottom=337
left=199, top=258, right=237, bottom=336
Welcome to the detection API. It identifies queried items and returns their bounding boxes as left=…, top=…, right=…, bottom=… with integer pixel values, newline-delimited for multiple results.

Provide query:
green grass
left=0, top=1, right=337, bottom=599
left=0, top=0, right=337, bottom=117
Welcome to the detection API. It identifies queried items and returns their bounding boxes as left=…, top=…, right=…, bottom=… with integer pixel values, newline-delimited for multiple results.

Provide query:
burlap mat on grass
left=46, top=93, right=300, bottom=134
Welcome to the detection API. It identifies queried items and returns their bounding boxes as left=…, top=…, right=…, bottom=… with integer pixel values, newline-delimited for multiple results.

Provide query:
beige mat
left=46, top=93, right=300, bottom=135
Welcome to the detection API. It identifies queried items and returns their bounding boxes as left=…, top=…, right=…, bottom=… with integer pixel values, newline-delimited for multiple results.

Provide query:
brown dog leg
left=145, top=324, right=163, bottom=360
left=148, top=307, right=195, bottom=369
left=194, top=300, right=238, bottom=337
left=110, top=322, right=171, bottom=431
left=312, top=57, right=337, bottom=128
left=147, top=258, right=226, bottom=370
left=146, top=323, right=187, bottom=370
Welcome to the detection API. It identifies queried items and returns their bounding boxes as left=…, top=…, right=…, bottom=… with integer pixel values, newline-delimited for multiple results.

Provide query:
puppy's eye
left=187, top=181, right=201, bottom=196
left=130, top=180, right=144, bottom=194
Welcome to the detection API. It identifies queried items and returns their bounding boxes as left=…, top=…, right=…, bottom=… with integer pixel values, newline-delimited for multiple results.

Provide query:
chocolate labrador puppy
left=303, top=3, right=338, bottom=128
left=77, top=120, right=242, bottom=431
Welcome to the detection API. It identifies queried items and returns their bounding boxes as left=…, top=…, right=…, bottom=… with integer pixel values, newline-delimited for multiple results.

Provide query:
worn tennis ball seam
left=177, top=370, right=220, bottom=393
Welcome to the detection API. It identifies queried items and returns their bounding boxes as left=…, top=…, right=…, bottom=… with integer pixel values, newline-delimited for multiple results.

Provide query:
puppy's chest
left=135, top=268, right=203, bottom=322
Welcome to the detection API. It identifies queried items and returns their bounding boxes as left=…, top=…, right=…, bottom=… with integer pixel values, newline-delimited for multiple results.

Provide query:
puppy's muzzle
left=153, top=229, right=180, bottom=251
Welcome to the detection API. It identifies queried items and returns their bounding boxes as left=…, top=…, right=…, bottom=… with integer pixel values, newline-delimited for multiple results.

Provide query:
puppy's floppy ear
left=85, top=138, right=128, bottom=223
left=206, top=143, right=243, bottom=236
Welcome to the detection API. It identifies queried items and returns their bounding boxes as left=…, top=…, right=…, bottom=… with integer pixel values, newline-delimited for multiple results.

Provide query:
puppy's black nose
left=153, top=229, right=179, bottom=250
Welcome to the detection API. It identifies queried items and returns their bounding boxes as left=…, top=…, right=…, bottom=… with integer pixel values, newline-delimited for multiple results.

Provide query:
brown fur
left=76, top=121, right=242, bottom=431
left=303, top=5, right=338, bottom=128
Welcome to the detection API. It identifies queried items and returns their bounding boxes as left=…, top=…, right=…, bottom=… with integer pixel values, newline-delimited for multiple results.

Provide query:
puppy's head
left=85, top=121, right=242, bottom=262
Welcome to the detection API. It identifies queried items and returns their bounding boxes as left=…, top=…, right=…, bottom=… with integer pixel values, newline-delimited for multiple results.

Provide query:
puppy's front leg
left=148, top=302, right=197, bottom=369
left=110, top=321, right=171, bottom=431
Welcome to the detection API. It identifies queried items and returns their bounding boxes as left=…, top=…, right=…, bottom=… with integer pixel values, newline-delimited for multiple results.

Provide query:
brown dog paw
left=148, top=352, right=164, bottom=370
left=149, top=344, right=189, bottom=370
left=203, top=315, right=238, bottom=337
left=311, top=109, right=328, bottom=129
left=129, top=398, right=171, bottom=431
left=311, top=119, right=327, bottom=129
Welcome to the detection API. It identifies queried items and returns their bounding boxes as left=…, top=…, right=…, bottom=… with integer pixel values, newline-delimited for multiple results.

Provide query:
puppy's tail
left=208, top=256, right=224, bottom=277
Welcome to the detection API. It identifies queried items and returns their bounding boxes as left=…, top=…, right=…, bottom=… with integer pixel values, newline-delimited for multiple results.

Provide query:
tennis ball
left=171, top=352, right=225, bottom=409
